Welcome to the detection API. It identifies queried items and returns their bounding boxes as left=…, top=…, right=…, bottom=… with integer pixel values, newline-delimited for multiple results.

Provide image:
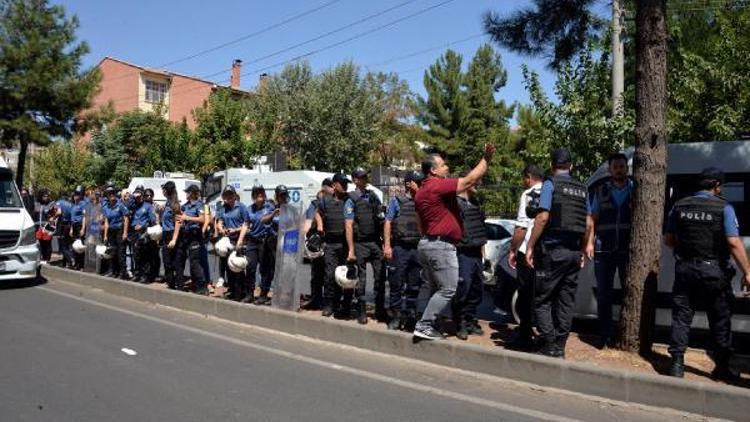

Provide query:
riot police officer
left=316, top=173, right=355, bottom=318
left=218, top=185, right=249, bottom=301
left=243, top=185, right=275, bottom=304
left=102, top=186, right=130, bottom=279
left=70, top=185, right=87, bottom=270
left=453, top=175, right=488, bottom=340
left=302, top=178, right=333, bottom=310
left=665, top=167, right=750, bottom=380
left=349, top=168, right=385, bottom=324
left=585, top=153, right=635, bottom=347
left=257, top=184, right=290, bottom=305
left=55, top=192, right=74, bottom=268
left=383, top=171, right=423, bottom=331
left=130, top=186, right=157, bottom=283
left=176, top=184, right=207, bottom=294
left=143, top=188, right=161, bottom=282
left=160, top=181, right=181, bottom=289
left=525, top=148, right=588, bottom=358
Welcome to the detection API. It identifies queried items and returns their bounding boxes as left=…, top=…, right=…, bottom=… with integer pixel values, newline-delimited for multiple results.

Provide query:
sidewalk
left=40, top=264, right=750, bottom=420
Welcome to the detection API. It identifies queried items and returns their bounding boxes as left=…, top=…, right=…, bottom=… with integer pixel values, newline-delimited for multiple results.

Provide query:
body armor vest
left=457, top=196, right=487, bottom=249
left=674, top=195, right=729, bottom=261
left=322, top=195, right=347, bottom=239
left=547, top=175, right=588, bottom=236
left=595, top=181, right=632, bottom=252
left=350, top=190, right=380, bottom=240
left=393, top=194, right=420, bottom=245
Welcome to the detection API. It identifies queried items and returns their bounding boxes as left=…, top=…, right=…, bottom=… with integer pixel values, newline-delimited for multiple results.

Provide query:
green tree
left=28, top=139, right=93, bottom=196
left=0, top=0, right=99, bottom=188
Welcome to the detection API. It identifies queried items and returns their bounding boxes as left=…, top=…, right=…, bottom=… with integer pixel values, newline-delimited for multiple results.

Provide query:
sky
left=58, top=0, right=558, bottom=119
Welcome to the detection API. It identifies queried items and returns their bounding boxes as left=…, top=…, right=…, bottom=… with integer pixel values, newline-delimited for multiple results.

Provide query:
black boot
left=537, top=340, right=561, bottom=358
left=387, top=310, right=402, bottom=330
left=554, top=336, right=567, bottom=359
left=669, top=354, right=685, bottom=378
left=357, top=302, right=368, bottom=325
left=711, top=350, right=740, bottom=381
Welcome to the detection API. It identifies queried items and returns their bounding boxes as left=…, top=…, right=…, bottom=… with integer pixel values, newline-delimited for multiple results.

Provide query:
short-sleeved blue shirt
left=57, top=199, right=73, bottom=223
left=131, top=202, right=156, bottom=228
left=318, top=195, right=355, bottom=220
left=305, top=202, right=318, bottom=220
left=245, top=202, right=275, bottom=238
left=219, top=202, right=247, bottom=229
left=180, top=200, right=204, bottom=232
left=385, top=196, right=400, bottom=221
left=666, top=191, right=739, bottom=237
left=588, top=179, right=634, bottom=215
left=161, top=201, right=176, bottom=232
left=102, top=201, right=130, bottom=230
left=71, top=200, right=86, bottom=224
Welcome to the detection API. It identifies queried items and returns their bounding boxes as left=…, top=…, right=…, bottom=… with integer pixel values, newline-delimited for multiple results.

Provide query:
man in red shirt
left=413, top=144, right=495, bottom=340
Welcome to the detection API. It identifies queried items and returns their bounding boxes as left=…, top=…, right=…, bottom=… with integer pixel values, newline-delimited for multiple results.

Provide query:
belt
left=423, top=235, right=456, bottom=244
left=677, top=256, right=726, bottom=267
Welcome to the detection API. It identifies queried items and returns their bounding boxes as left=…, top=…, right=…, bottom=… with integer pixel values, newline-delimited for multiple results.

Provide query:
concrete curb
left=41, top=265, right=750, bottom=420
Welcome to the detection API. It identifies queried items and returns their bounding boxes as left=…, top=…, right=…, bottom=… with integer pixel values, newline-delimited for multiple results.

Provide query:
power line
left=364, top=33, right=485, bottom=68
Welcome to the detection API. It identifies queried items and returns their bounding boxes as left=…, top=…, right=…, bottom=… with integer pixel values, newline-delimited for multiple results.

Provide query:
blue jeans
left=594, top=250, right=628, bottom=341
left=417, top=239, right=458, bottom=328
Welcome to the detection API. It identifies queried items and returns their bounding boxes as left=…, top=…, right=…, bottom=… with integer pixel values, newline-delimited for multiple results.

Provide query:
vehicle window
left=0, top=176, right=22, bottom=208
left=485, top=223, right=512, bottom=240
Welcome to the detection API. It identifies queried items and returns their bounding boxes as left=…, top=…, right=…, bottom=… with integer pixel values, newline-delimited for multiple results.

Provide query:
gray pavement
left=0, top=279, right=713, bottom=422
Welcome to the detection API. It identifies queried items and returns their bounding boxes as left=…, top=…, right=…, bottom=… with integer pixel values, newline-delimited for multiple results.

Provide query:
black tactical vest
left=594, top=181, right=632, bottom=252
left=322, top=195, right=348, bottom=239
left=393, top=194, right=420, bottom=245
left=457, top=195, right=487, bottom=249
left=547, top=175, right=588, bottom=236
left=350, top=190, right=380, bottom=240
left=674, top=194, right=729, bottom=261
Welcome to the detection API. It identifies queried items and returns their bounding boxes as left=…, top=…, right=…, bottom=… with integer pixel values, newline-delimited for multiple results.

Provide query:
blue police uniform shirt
left=246, top=202, right=275, bottom=238
left=305, top=202, right=317, bottom=220
left=220, top=202, right=247, bottom=229
left=180, top=200, right=204, bottom=232
left=71, top=200, right=86, bottom=224
left=666, top=191, right=739, bottom=237
left=214, top=200, right=224, bottom=220
left=131, top=202, right=156, bottom=228
left=161, top=201, right=176, bottom=232
left=385, top=196, right=400, bottom=221
left=57, top=199, right=73, bottom=223
left=102, top=201, right=129, bottom=230
left=318, top=195, right=355, bottom=221
left=588, top=179, right=634, bottom=215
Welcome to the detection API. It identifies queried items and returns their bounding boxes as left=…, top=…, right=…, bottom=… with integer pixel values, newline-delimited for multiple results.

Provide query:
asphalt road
left=0, top=279, right=710, bottom=422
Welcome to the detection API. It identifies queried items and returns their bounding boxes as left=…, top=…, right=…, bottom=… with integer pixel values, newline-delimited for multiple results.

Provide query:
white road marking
left=121, top=348, right=137, bottom=356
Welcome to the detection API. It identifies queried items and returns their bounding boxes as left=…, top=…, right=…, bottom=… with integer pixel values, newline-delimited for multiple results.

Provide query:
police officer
left=160, top=181, right=181, bottom=289
left=217, top=185, right=249, bottom=301
left=102, top=186, right=130, bottom=279
left=316, top=173, right=355, bottom=318
left=258, top=185, right=290, bottom=305
left=144, top=188, right=161, bottom=282
left=508, top=164, right=544, bottom=351
left=584, top=153, right=634, bottom=347
left=55, top=192, right=75, bottom=268
left=453, top=174, right=488, bottom=340
left=243, top=185, right=276, bottom=304
left=665, top=167, right=750, bottom=380
left=214, top=196, right=228, bottom=292
left=36, top=189, right=55, bottom=263
left=176, top=184, right=207, bottom=294
left=70, top=185, right=87, bottom=270
left=302, top=178, right=334, bottom=310
left=383, top=171, right=423, bottom=331
left=130, top=186, right=157, bottom=283
left=525, top=148, right=588, bottom=358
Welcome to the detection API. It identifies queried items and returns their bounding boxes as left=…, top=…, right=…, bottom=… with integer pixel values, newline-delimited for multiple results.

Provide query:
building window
left=145, top=79, right=168, bottom=103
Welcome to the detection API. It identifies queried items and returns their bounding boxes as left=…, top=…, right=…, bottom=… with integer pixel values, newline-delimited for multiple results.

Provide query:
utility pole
left=612, top=0, right=626, bottom=146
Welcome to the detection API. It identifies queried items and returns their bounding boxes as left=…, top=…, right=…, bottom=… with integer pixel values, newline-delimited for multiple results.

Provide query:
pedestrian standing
left=129, top=186, right=156, bottom=283
left=36, top=189, right=54, bottom=263
left=665, top=167, right=750, bottom=380
left=301, top=179, right=333, bottom=310
left=55, top=192, right=74, bottom=268
left=70, top=186, right=87, bottom=270
left=525, top=148, right=589, bottom=358
left=160, top=181, right=181, bottom=289
left=102, top=186, right=130, bottom=279
left=176, top=184, right=207, bottom=294
left=243, top=185, right=276, bottom=304
left=413, top=144, right=495, bottom=340
left=218, top=185, right=249, bottom=301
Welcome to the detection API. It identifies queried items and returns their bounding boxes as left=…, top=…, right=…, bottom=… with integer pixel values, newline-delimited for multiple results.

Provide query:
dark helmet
left=134, top=184, right=145, bottom=194
left=306, top=232, right=323, bottom=253
left=275, top=185, right=289, bottom=197
left=73, top=185, right=84, bottom=196
left=222, top=185, right=237, bottom=197
left=351, top=167, right=368, bottom=179
left=104, top=185, right=117, bottom=195
left=404, top=170, right=424, bottom=186
left=251, top=185, right=266, bottom=198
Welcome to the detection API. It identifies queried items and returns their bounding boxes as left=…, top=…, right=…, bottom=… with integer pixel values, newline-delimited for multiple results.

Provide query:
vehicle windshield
left=485, top=222, right=512, bottom=240
left=0, top=174, right=22, bottom=208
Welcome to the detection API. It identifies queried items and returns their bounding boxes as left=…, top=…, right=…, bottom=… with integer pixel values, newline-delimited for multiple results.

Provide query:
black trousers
left=516, top=251, right=536, bottom=341
left=323, top=242, right=350, bottom=311
left=175, top=231, right=205, bottom=289
left=355, top=240, right=384, bottom=310
left=131, top=231, right=152, bottom=280
left=39, top=239, right=52, bottom=262
left=149, top=239, right=161, bottom=280
left=454, top=248, right=484, bottom=326
left=388, top=243, right=422, bottom=314
left=102, top=228, right=128, bottom=278
left=161, top=231, right=178, bottom=288
left=245, top=237, right=275, bottom=296
left=533, top=244, right=582, bottom=344
left=310, top=255, right=325, bottom=305
left=71, top=223, right=85, bottom=269
left=58, top=222, right=74, bottom=267
left=669, top=260, right=734, bottom=356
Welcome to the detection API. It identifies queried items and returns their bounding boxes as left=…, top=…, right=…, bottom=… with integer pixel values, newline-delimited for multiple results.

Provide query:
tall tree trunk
left=616, top=0, right=668, bottom=355
left=15, top=139, right=28, bottom=190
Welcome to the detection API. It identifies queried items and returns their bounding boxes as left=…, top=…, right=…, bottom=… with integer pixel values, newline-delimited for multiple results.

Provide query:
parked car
left=494, top=140, right=750, bottom=334
left=483, top=218, right=515, bottom=286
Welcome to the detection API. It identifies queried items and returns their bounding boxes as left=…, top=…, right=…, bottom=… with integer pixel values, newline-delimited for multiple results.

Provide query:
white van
left=0, top=157, right=40, bottom=280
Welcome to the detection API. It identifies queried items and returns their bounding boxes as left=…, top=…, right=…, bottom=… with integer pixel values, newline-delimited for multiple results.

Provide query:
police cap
left=351, top=167, right=368, bottom=179
left=321, top=178, right=333, bottom=188
left=222, top=185, right=236, bottom=197
left=161, top=181, right=176, bottom=190
left=698, top=167, right=725, bottom=184
left=551, top=148, right=572, bottom=165
left=332, top=173, right=351, bottom=185
left=275, top=184, right=289, bottom=196
left=404, top=170, right=424, bottom=185
left=184, top=184, right=200, bottom=193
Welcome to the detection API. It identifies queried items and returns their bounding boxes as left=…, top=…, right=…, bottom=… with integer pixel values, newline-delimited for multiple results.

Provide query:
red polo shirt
left=415, top=177, right=462, bottom=243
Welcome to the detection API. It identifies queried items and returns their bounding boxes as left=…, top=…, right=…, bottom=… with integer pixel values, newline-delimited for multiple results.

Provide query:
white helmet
left=72, top=239, right=86, bottom=254
left=335, top=264, right=358, bottom=290
left=215, top=236, right=234, bottom=257
left=147, top=225, right=163, bottom=241
left=482, top=259, right=495, bottom=284
left=95, top=244, right=113, bottom=259
left=227, top=251, right=248, bottom=273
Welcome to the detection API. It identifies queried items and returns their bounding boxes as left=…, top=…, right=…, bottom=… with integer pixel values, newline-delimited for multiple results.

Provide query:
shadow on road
left=0, top=275, right=47, bottom=290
